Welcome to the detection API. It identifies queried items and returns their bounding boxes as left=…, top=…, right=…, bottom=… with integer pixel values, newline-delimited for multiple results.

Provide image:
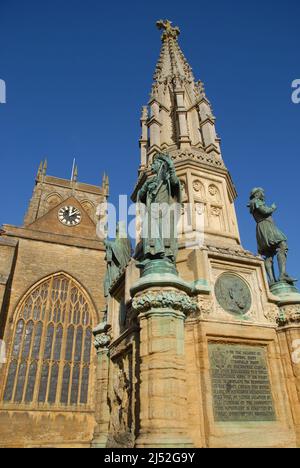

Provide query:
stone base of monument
left=270, top=281, right=300, bottom=302
left=132, top=258, right=210, bottom=296
left=131, top=258, right=209, bottom=448
left=274, top=283, right=300, bottom=446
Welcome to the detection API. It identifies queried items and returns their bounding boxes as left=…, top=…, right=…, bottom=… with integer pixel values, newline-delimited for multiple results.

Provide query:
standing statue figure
left=104, top=222, right=131, bottom=300
left=248, top=188, right=296, bottom=285
left=137, top=154, right=182, bottom=265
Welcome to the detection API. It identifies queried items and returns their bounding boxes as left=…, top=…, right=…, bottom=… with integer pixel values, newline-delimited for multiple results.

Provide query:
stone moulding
left=132, top=290, right=199, bottom=315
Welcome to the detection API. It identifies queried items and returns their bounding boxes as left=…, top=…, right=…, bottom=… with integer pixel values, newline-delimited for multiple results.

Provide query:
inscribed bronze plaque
left=215, top=273, right=252, bottom=315
left=209, top=343, right=276, bottom=422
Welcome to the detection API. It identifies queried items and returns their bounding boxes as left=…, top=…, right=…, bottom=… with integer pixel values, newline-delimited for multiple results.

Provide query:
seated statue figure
left=248, top=187, right=296, bottom=285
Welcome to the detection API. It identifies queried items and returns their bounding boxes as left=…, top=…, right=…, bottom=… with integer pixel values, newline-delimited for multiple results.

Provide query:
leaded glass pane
left=80, top=367, right=90, bottom=404
left=70, top=364, right=80, bottom=404
left=83, top=328, right=92, bottom=363
left=25, top=361, right=37, bottom=402
left=74, top=327, right=83, bottom=362
left=48, top=363, right=59, bottom=404
left=38, top=363, right=49, bottom=402
left=12, top=320, right=24, bottom=358
left=74, top=303, right=80, bottom=325
left=43, top=323, right=54, bottom=360
left=14, top=362, right=27, bottom=402
left=60, top=364, right=70, bottom=404
left=33, top=298, right=41, bottom=320
left=3, top=360, right=18, bottom=401
left=22, top=321, right=34, bottom=359
left=65, top=326, right=74, bottom=361
left=31, top=322, right=43, bottom=359
left=23, top=298, right=33, bottom=320
left=53, top=325, right=63, bottom=361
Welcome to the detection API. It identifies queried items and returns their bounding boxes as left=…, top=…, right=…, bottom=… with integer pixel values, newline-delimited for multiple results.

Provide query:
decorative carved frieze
left=132, top=290, right=198, bottom=315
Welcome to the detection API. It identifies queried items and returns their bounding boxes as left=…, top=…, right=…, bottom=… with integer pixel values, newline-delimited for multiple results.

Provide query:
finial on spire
left=102, top=172, right=109, bottom=196
left=37, top=161, right=43, bottom=180
left=42, top=159, right=47, bottom=176
left=73, top=164, right=78, bottom=182
left=156, top=19, right=180, bottom=41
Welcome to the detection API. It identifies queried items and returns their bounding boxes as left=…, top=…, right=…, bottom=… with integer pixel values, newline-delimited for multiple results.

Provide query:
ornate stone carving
left=168, top=148, right=224, bottom=168
left=215, top=273, right=252, bottom=316
left=108, top=356, right=134, bottom=448
left=264, top=304, right=279, bottom=323
left=195, top=203, right=205, bottom=215
left=278, top=304, right=300, bottom=326
left=180, top=179, right=188, bottom=200
left=192, top=179, right=203, bottom=193
left=206, top=245, right=259, bottom=260
left=208, top=184, right=219, bottom=197
left=93, top=321, right=112, bottom=351
left=211, top=207, right=221, bottom=217
left=132, top=290, right=198, bottom=315
left=199, top=296, right=213, bottom=316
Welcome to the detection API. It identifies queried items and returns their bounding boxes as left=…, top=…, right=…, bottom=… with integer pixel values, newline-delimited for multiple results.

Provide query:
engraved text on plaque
left=209, top=343, right=276, bottom=422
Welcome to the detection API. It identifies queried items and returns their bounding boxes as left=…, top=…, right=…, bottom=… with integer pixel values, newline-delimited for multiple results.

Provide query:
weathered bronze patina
left=248, top=188, right=296, bottom=286
left=209, top=343, right=276, bottom=422
left=215, top=273, right=252, bottom=316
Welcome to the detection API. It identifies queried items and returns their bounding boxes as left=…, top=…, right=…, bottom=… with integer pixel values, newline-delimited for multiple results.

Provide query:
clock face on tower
left=58, top=206, right=82, bottom=226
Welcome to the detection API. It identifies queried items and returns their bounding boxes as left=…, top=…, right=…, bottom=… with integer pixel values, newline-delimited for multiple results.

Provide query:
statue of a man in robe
left=137, top=154, right=182, bottom=265
left=104, top=222, right=131, bottom=300
left=248, top=187, right=296, bottom=285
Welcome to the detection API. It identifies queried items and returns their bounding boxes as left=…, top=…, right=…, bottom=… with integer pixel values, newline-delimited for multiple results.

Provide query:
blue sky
left=0, top=0, right=299, bottom=276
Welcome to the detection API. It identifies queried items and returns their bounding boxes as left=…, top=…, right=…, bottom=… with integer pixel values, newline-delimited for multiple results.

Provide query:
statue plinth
left=132, top=259, right=210, bottom=297
left=131, top=258, right=200, bottom=448
left=270, top=281, right=300, bottom=304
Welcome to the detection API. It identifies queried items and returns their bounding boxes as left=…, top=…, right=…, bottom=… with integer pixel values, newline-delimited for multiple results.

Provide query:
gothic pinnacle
left=156, top=19, right=180, bottom=41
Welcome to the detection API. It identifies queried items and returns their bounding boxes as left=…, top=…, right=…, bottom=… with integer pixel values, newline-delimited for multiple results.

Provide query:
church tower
left=0, top=163, right=108, bottom=448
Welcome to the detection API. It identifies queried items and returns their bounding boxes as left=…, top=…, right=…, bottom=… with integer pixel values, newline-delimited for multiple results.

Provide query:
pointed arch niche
left=1, top=273, right=96, bottom=408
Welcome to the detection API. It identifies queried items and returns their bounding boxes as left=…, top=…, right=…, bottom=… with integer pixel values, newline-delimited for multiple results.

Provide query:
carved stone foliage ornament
left=264, top=304, right=279, bottom=324
left=93, top=321, right=111, bottom=351
left=278, top=304, right=300, bottom=326
left=215, top=273, right=252, bottom=316
left=132, top=290, right=198, bottom=315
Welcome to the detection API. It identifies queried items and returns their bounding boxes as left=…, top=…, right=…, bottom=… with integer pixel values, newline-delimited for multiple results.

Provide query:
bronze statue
left=104, top=222, right=131, bottom=300
left=248, top=188, right=296, bottom=285
left=137, top=154, right=181, bottom=265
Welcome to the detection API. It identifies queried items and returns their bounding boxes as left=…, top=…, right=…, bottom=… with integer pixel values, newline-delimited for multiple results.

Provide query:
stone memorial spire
left=139, top=19, right=221, bottom=168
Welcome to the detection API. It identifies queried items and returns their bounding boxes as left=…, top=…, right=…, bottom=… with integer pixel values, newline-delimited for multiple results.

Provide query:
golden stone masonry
left=0, top=21, right=299, bottom=448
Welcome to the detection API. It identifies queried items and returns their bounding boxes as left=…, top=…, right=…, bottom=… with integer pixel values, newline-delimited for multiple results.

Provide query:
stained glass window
left=2, top=274, right=94, bottom=407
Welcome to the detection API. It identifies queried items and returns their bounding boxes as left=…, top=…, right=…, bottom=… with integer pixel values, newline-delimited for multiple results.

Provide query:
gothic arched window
left=2, top=274, right=94, bottom=407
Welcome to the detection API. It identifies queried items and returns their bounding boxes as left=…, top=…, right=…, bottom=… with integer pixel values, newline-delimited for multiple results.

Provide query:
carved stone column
left=91, top=321, right=111, bottom=448
left=277, top=299, right=300, bottom=446
left=131, top=261, right=199, bottom=448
